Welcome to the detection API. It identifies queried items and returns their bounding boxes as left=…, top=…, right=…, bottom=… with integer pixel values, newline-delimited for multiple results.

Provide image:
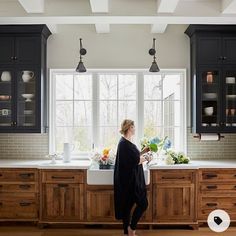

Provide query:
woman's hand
left=140, top=146, right=150, bottom=155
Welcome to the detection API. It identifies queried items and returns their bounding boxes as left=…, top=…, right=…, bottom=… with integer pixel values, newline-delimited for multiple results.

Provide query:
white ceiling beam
left=222, top=0, right=236, bottom=14
left=95, top=24, right=110, bottom=33
left=18, top=0, right=44, bottom=13
left=89, top=0, right=109, bottom=13
left=1, top=16, right=236, bottom=25
left=151, top=24, right=168, bottom=33
left=157, top=0, right=180, bottom=13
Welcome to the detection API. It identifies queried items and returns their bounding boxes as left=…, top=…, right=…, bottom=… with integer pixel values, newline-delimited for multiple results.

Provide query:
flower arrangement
left=140, top=136, right=171, bottom=153
left=91, top=148, right=116, bottom=168
left=140, top=136, right=190, bottom=165
left=165, top=150, right=190, bottom=165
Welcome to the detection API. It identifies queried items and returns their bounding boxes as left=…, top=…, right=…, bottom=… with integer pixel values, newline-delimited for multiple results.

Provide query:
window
left=49, top=69, right=186, bottom=155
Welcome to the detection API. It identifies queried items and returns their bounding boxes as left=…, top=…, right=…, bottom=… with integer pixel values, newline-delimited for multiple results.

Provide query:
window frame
left=49, top=69, right=187, bottom=156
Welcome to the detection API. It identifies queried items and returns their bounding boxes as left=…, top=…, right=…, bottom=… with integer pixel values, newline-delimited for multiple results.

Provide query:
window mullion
left=137, top=72, right=144, bottom=145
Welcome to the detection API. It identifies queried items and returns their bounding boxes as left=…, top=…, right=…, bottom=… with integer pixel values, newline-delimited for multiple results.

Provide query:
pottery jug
left=22, top=71, right=34, bottom=82
left=1, top=71, right=11, bottom=82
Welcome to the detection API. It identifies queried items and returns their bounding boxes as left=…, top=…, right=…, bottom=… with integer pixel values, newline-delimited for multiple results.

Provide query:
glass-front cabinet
left=0, top=67, right=39, bottom=131
left=199, top=68, right=221, bottom=131
left=222, top=68, right=236, bottom=131
left=198, top=67, right=236, bottom=133
left=0, top=68, right=14, bottom=129
left=0, top=25, right=51, bottom=133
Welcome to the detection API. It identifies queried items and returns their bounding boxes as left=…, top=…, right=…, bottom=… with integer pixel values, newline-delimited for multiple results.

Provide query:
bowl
left=23, top=110, right=33, bottom=115
left=204, top=106, right=214, bottom=116
left=203, top=93, right=217, bottom=99
left=0, top=95, right=11, bottom=101
left=22, top=94, right=34, bottom=102
left=226, top=77, right=235, bottom=84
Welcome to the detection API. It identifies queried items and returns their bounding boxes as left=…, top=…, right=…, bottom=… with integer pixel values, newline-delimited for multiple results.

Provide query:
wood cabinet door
left=42, top=183, right=84, bottom=221
left=197, top=37, right=222, bottom=65
left=153, top=184, right=195, bottom=222
left=87, top=189, right=115, bottom=222
left=15, top=37, right=40, bottom=65
left=0, top=37, right=14, bottom=64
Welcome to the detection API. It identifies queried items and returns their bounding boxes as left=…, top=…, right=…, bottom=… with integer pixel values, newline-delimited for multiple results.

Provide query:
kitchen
left=0, top=0, right=236, bottom=235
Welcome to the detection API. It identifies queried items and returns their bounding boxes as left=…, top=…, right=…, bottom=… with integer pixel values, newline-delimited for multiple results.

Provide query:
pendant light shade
left=148, top=38, right=160, bottom=72
left=76, top=38, right=87, bottom=73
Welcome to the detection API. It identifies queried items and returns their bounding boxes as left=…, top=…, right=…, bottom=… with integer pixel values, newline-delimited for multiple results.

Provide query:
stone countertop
left=0, top=159, right=91, bottom=169
left=147, top=159, right=236, bottom=169
left=0, top=158, right=236, bottom=169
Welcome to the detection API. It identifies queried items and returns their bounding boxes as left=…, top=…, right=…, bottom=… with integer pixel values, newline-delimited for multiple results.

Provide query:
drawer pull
left=51, top=176, right=75, bottom=180
left=19, top=184, right=31, bottom=189
left=161, top=176, right=185, bottom=180
left=19, top=173, right=33, bottom=179
left=0, top=202, right=2, bottom=206
left=0, top=174, right=2, bottom=177
left=206, top=203, right=217, bottom=207
left=206, top=174, right=218, bottom=178
left=207, top=185, right=217, bottom=189
left=58, top=184, right=69, bottom=188
left=19, top=202, right=31, bottom=207
left=0, top=185, right=2, bottom=188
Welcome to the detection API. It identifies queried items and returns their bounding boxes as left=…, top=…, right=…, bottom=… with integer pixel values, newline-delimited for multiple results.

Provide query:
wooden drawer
left=0, top=183, right=38, bottom=193
left=152, top=170, right=195, bottom=183
left=199, top=196, right=236, bottom=220
left=200, top=169, right=236, bottom=182
left=41, top=170, right=85, bottom=183
left=200, top=183, right=236, bottom=194
left=0, top=169, right=38, bottom=182
left=0, top=193, right=38, bottom=219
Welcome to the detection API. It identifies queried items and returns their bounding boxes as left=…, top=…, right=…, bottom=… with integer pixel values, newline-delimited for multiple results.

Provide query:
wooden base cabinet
left=152, top=170, right=197, bottom=224
left=0, top=168, right=39, bottom=221
left=198, top=168, right=236, bottom=221
left=40, top=170, right=85, bottom=222
left=86, top=187, right=115, bottom=222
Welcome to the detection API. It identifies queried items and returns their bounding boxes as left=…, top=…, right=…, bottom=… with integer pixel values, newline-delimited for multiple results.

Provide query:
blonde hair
left=120, top=119, right=134, bottom=135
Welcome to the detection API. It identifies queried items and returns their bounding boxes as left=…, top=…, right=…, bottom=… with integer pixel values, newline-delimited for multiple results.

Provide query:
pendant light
left=76, top=38, right=87, bottom=73
left=148, top=38, right=160, bottom=72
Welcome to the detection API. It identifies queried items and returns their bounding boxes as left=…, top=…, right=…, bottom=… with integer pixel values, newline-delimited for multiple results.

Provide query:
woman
left=114, top=119, right=150, bottom=236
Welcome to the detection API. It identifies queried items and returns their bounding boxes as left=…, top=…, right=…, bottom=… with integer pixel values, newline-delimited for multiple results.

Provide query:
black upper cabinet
left=0, top=37, right=15, bottom=64
left=185, top=25, right=236, bottom=133
left=0, top=25, right=51, bottom=133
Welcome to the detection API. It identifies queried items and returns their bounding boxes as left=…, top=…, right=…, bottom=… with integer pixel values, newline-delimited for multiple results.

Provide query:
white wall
left=47, top=24, right=191, bottom=125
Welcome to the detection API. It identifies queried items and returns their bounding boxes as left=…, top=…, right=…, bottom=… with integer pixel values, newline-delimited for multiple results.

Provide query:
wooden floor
left=0, top=226, right=236, bottom=236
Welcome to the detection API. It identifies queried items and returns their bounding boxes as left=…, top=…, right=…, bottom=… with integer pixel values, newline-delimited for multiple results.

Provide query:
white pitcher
left=63, top=143, right=74, bottom=163
left=22, top=71, right=34, bottom=83
left=1, top=71, right=11, bottom=82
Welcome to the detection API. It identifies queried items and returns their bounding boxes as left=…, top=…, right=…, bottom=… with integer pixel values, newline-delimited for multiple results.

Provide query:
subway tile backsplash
left=0, top=128, right=236, bottom=160
left=0, top=133, right=48, bottom=159
left=187, top=128, right=236, bottom=159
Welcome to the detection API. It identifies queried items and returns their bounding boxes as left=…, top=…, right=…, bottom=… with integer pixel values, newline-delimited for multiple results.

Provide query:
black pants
left=122, top=196, right=148, bottom=235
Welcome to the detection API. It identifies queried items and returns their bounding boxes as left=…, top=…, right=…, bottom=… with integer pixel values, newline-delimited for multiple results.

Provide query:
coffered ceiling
left=0, top=0, right=236, bottom=34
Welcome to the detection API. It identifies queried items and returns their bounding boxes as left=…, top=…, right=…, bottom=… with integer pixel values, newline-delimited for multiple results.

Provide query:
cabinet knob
left=223, top=56, right=227, bottom=60
left=11, top=56, right=14, bottom=60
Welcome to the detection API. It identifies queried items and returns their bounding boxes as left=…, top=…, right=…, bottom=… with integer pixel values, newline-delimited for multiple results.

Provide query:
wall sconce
left=76, top=38, right=87, bottom=73
left=149, top=38, right=160, bottom=72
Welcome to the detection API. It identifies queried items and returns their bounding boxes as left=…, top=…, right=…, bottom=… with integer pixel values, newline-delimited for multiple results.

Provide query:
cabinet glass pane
left=201, top=70, right=220, bottom=127
left=0, top=70, right=13, bottom=127
left=224, top=71, right=236, bottom=127
left=17, top=70, right=36, bottom=127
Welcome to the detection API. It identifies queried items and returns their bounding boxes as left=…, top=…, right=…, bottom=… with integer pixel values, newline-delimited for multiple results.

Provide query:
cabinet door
left=197, top=37, right=222, bottom=65
left=221, top=67, right=236, bottom=132
left=42, top=183, right=84, bottom=221
left=195, top=67, right=222, bottom=133
left=15, top=66, right=41, bottom=132
left=87, top=189, right=115, bottom=222
left=153, top=184, right=195, bottom=222
left=222, top=37, right=236, bottom=65
left=0, top=37, right=14, bottom=64
left=15, top=37, right=40, bottom=65
left=0, top=67, right=15, bottom=130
